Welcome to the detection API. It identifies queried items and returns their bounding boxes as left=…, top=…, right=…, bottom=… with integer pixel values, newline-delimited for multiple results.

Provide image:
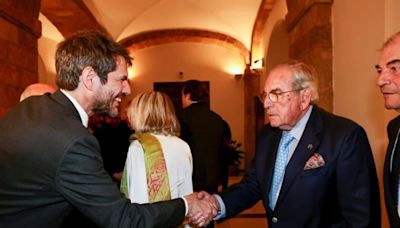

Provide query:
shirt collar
left=287, top=105, right=313, bottom=141
left=60, top=89, right=89, bottom=128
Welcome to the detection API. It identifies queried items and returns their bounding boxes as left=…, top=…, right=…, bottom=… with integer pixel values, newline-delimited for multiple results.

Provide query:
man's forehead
left=381, top=40, right=400, bottom=64
left=265, top=67, right=291, bottom=88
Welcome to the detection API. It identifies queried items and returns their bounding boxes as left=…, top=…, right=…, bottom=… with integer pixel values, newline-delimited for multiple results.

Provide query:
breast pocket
left=301, top=166, right=327, bottom=177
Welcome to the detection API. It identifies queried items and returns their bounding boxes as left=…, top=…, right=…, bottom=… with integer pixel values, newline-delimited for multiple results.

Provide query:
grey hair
left=276, top=60, right=319, bottom=104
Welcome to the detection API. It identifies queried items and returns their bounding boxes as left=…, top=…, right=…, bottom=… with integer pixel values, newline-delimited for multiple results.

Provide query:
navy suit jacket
left=0, top=91, right=185, bottom=228
left=220, top=106, right=380, bottom=228
left=384, top=115, right=400, bottom=227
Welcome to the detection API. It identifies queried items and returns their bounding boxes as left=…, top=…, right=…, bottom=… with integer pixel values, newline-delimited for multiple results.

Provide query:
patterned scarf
left=120, top=133, right=171, bottom=202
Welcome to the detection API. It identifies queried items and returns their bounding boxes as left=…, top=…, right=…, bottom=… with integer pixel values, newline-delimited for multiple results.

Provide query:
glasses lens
left=268, top=93, right=278, bottom=102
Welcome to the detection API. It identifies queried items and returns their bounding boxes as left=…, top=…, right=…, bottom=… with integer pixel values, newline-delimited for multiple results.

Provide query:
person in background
left=219, top=119, right=232, bottom=190
left=19, top=83, right=55, bottom=101
left=200, top=60, right=381, bottom=227
left=178, top=80, right=225, bottom=228
left=376, top=31, right=400, bottom=228
left=121, top=91, right=193, bottom=204
left=178, top=80, right=225, bottom=195
left=0, top=30, right=215, bottom=227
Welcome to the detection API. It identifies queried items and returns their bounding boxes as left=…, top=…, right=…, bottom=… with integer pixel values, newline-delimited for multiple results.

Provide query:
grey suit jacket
left=0, top=91, right=185, bottom=228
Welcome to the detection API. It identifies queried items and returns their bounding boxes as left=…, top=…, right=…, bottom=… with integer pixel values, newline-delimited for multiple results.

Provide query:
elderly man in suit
left=0, top=31, right=215, bottom=228
left=200, top=60, right=381, bottom=227
left=377, top=31, right=400, bottom=228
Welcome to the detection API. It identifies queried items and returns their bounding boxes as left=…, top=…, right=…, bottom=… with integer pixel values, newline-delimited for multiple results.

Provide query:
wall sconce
left=250, top=58, right=264, bottom=70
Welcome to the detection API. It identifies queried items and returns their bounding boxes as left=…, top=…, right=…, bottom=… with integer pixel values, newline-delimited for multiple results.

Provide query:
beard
left=92, top=90, right=119, bottom=117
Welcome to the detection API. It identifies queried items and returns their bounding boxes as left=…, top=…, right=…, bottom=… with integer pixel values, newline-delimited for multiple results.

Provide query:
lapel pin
left=307, top=144, right=313, bottom=150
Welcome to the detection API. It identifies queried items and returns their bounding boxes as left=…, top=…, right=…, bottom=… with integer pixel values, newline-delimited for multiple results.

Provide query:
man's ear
left=80, top=66, right=97, bottom=91
left=300, top=88, right=312, bottom=109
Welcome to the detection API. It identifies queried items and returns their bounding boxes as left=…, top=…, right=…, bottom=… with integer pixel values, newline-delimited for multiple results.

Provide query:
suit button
left=272, top=217, right=278, bottom=223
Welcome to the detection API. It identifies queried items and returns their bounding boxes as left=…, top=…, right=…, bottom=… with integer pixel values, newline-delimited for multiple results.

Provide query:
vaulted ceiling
left=40, top=0, right=278, bottom=65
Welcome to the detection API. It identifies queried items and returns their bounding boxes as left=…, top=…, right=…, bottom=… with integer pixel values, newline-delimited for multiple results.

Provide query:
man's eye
left=394, top=66, right=400, bottom=73
left=376, top=68, right=382, bottom=74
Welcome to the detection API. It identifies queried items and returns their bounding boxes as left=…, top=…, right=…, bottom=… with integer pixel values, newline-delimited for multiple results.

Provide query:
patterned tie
left=269, top=131, right=294, bottom=210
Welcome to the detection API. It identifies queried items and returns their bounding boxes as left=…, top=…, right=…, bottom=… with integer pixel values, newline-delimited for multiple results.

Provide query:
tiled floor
left=215, top=176, right=267, bottom=228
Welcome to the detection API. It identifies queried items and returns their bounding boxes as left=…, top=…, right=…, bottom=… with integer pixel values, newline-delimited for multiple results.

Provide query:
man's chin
left=384, top=101, right=400, bottom=110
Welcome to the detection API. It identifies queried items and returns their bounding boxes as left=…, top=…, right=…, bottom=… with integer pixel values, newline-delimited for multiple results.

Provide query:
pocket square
left=304, top=153, right=325, bottom=170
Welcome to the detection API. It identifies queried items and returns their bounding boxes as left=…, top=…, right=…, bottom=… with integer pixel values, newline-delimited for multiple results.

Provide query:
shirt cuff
left=213, top=194, right=226, bottom=220
left=180, top=196, right=189, bottom=216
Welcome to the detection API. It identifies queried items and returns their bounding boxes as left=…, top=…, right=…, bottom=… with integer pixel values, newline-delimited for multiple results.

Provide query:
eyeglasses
left=259, top=88, right=303, bottom=103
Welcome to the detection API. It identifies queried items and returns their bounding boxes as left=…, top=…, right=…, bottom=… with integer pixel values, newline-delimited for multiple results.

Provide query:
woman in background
left=121, top=91, right=193, bottom=204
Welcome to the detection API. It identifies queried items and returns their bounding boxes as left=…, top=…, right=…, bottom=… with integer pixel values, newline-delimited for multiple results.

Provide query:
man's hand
left=196, top=191, right=220, bottom=211
left=184, top=192, right=218, bottom=226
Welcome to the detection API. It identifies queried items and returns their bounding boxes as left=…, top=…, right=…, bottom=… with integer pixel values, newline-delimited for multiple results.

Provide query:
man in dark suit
left=377, top=31, right=400, bottom=227
left=0, top=31, right=215, bottom=227
left=200, top=60, right=381, bottom=227
left=179, top=80, right=225, bottom=194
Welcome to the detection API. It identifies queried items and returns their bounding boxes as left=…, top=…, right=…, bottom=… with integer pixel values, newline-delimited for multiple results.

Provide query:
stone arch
left=41, top=0, right=108, bottom=38
left=119, top=29, right=250, bottom=64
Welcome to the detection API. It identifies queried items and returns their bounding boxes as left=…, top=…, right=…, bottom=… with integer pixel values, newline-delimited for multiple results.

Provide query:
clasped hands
left=184, top=191, right=219, bottom=227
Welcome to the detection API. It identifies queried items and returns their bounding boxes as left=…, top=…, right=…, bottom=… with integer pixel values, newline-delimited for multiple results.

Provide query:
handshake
left=184, top=191, right=220, bottom=227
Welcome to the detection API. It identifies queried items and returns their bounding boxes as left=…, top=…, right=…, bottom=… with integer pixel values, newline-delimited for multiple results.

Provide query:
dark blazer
left=0, top=91, right=185, bottom=228
left=384, top=115, right=400, bottom=227
left=220, top=106, right=381, bottom=228
left=178, top=103, right=224, bottom=192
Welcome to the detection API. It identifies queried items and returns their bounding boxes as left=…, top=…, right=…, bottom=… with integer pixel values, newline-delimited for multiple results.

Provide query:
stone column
left=243, top=67, right=261, bottom=169
left=0, top=0, right=41, bottom=116
left=286, top=0, right=333, bottom=111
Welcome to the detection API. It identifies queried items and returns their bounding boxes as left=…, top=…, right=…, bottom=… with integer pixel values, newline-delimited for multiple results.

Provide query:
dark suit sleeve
left=220, top=159, right=262, bottom=218
left=55, top=135, right=185, bottom=228
left=384, top=119, right=400, bottom=227
left=335, top=125, right=380, bottom=227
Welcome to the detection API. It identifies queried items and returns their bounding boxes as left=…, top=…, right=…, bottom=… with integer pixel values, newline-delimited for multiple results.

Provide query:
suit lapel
left=275, top=107, right=323, bottom=208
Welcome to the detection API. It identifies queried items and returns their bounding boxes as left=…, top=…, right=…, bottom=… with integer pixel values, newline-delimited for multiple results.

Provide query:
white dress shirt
left=60, top=89, right=88, bottom=128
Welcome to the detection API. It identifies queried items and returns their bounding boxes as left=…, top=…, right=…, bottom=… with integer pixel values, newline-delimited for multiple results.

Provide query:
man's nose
left=263, top=97, right=273, bottom=109
left=377, top=71, right=390, bottom=87
left=122, top=80, right=131, bottom=96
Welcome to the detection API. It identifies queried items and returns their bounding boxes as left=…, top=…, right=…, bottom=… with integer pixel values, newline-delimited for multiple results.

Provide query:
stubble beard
left=92, top=91, right=118, bottom=117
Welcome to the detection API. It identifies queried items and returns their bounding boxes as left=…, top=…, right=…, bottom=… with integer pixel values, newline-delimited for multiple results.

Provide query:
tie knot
left=281, top=131, right=294, bottom=147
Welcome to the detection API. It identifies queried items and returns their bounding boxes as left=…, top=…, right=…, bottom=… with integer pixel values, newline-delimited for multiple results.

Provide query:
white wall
left=128, top=42, right=245, bottom=148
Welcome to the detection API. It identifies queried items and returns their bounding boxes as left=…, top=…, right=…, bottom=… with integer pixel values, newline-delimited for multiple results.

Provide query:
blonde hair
left=127, top=91, right=180, bottom=136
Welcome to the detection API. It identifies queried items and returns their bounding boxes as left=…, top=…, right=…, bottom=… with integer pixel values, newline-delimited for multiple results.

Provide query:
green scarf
left=120, top=133, right=171, bottom=202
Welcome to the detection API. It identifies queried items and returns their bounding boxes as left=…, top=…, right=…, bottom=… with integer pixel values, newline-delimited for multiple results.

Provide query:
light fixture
left=250, top=58, right=264, bottom=70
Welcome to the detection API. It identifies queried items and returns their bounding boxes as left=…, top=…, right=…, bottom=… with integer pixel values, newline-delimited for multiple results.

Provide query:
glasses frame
left=259, top=88, right=303, bottom=103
